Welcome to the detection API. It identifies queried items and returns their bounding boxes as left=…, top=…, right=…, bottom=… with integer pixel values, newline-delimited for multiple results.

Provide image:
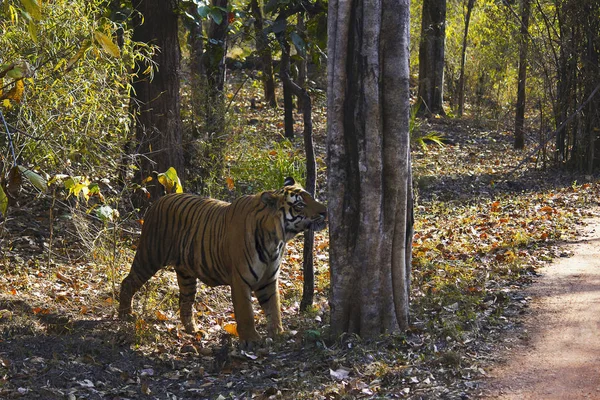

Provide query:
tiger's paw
left=267, top=324, right=284, bottom=338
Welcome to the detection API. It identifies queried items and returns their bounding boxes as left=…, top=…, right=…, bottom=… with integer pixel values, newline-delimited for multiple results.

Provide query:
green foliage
left=0, top=0, right=153, bottom=176
left=227, top=138, right=306, bottom=195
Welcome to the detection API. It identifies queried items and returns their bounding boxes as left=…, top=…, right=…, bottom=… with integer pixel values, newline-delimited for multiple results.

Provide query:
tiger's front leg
left=231, top=278, right=261, bottom=349
left=256, top=279, right=283, bottom=337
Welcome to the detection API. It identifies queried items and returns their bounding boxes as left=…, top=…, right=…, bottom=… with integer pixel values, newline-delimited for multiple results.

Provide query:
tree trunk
left=417, top=0, right=447, bottom=116
left=282, top=39, right=295, bottom=139
left=295, top=12, right=308, bottom=112
left=187, top=4, right=206, bottom=133
left=203, top=0, right=229, bottom=137
left=250, top=0, right=277, bottom=108
left=277, top=31, right=317, bottom=310
left=514, top=0, right=530, bottom=150
left=327, top=0, right=413, bottom=338
left=131, top=0, right=183, bottom=200
left=457, top=0, right=475, bottom=117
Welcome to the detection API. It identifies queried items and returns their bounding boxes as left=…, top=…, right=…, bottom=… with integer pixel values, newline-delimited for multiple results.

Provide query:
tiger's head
left=261, top=177, right=327, bottom=241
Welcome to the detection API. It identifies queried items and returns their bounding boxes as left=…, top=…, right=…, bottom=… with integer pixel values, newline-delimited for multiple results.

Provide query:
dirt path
left=483, top=214, right=600, bottom=399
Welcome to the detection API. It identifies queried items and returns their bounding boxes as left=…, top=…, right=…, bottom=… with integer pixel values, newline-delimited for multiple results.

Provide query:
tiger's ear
left=260, top=191, right=281, bottom=209
left=283, top=177, right=296, bottom=187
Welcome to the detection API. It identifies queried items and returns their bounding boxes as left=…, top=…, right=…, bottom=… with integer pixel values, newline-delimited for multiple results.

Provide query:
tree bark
left=457, top=0, right=475, bottom=117
left=250, top=0, right=277, bottom=108
left=282, top=39, right=295, bottom=139
left=514, top=0, right=530, bottom=150
left=186, top=4, right=206, bottom=133
left=203, top=0, right=229, bottom=137
left=327, top=0, right=413, bottom=338
left=277, top=32, right=317, bottom=310
left=295, top=12, right=308, bottom=112
left=131, top=0, right=183, bottom=200
left=417, top=0, right=447, bottom=116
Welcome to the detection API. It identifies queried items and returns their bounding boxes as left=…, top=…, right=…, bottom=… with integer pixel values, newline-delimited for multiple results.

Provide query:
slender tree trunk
left=583, top=1, right=600, bottom=173
left=417, top=0, right=447, bottom=116
left=295, top=12, right=308, bottom=112
left=201, top=0, right=229, bottom=180
left=250, top=0, right=277, bottom=108
left=131, top=0, right=183, bottom=200
left=282, top=39, right=295, bottom=139
left=514, top=0, right=530, bottom=149
left=327, top=0, right=413, bottom=338
left=277, top=31, right=317, bottom=310
left=457, top=0, right=474, bottom=117
left=187, top=4, right=206, bottom=133
left=203, top=0, right=229, bottom=137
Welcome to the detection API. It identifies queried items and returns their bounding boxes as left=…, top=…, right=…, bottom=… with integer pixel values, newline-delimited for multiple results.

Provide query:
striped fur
left=118, top=177, right=326, bottom=346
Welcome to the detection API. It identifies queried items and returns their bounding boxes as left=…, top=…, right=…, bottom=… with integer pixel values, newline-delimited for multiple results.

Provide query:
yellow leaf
left=0, top=185, right=7, bottom=216
left=223, top=323, right=238, bottom=337
left=157, top=167, right=183, bottom=194
left=94, top=31, right=120, bottom=58
left=4, top=79, right=24, bottom=103
left=2, top=99, right=11, bottom=108
left=66, top=40, right=91, bottom=71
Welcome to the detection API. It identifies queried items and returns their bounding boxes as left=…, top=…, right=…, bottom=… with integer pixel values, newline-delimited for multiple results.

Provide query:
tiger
left=118, top=177, right=327, bottom=348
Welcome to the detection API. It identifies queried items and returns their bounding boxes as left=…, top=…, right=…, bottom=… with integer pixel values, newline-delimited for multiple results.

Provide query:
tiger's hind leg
left=119, top=254, right=162, bottom=319
left=175, top=267, right=198, bottom=334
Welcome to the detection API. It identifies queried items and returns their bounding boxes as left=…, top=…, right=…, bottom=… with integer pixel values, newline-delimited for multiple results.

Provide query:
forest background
left=0, top=0, right=599, bottom=398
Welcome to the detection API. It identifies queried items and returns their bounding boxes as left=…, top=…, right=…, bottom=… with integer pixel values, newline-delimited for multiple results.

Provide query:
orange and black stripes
left=118, top=178, right=327, bottom=345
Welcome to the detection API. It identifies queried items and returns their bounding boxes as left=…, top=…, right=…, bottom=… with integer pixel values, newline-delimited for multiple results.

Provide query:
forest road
left=482, top=214, right=600, bottom=399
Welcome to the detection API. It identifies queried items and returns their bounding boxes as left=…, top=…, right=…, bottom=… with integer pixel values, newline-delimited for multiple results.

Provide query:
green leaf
left=96, top=205, right=119, bottom=222
left=94, top=31, right=120, bottom=58
left=209, top=9, right=223, bottom=25
left=18, top=166, right=47, bottom=192
left=20, top=0, right=41, bottom=20
left=290, top=32, right=306, bottom=56
left=0, top=185, right=8, bottom=216
left=264, top=0, right=279, bottom=14
left=6, top=67, right=24, bottom=79
left=271, top=19, right=286, bottom=34
left=198, top=5, right=210, bottom=18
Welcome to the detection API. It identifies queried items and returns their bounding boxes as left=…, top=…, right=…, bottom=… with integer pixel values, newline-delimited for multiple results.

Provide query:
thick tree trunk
left=327, top=0, right=413, bottom=338
left=417, top=0, right=447, bottom=116
left=131, top=0, right=183, bottom=200
left=250, top=0, right=277, bottom=108
left=457, top=0, right=474, bottom=117
left=514, top=0, right=530, bottom=150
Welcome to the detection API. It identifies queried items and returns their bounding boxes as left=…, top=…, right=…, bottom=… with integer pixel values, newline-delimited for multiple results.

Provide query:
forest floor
left=1, top=108, right=600, bottom=399
left=481, top=213, right=600, bottom=399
